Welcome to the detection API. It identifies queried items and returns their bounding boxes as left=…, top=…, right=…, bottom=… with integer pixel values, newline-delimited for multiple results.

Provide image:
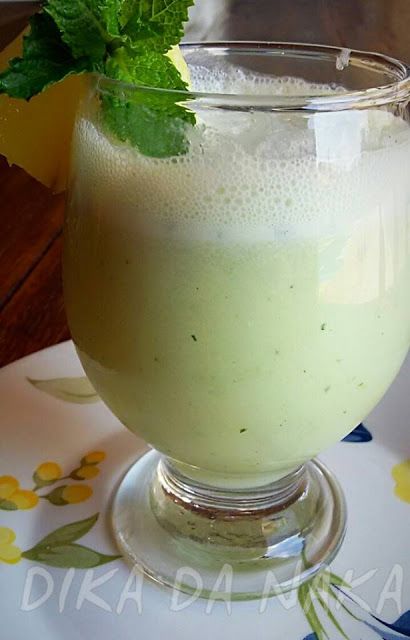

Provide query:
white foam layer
left=73, top=70, right=410, bottom=243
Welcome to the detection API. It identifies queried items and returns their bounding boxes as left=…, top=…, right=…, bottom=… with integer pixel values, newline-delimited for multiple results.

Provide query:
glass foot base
left=112, top=451, right=346, bottom=600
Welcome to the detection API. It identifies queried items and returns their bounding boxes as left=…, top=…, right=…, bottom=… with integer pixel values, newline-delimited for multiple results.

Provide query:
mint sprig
left=0, top=0, right=195, bottom=158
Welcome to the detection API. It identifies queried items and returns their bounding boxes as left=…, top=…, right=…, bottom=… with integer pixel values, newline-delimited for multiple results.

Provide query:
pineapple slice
left=0, top=31, right=87, bottom=192
left=0, top=33, right=190, bottom=192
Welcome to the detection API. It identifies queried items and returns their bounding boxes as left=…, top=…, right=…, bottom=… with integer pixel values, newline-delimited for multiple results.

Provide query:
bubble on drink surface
left=73, top=63, right=410, bottom=243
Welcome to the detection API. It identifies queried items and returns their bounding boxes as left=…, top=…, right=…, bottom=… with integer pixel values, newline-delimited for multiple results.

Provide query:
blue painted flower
left=393, top=610, right=410, bottom=632
left=369, top=610, right=410, bottom=639
left=343, top=423, right=372, bottom=443
left=332, top=587, right=410, bottom=639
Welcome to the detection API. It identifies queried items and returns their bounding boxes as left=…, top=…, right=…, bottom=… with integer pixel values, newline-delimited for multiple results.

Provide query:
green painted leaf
left=43, top=486, right=68, bottom=506
left=298, top=583, right=328, bottom=640
left=327, top=589, right=361, bottom=623
left=34, top=514, right=99, bottom=547
left=0, top=13, right=90, bottom=99
left=314, top=586, right=349, bottom=640
left=21, top=514, right=121, bottom=568
left=328, top=572, right=351, bottom=589
left=22, top=543, right=121, bottom=568
left=0, top=499, right=18, bottom=511
left=28, top=376, right=99, bottom=404
left=33, top=471, right=56, bottom=489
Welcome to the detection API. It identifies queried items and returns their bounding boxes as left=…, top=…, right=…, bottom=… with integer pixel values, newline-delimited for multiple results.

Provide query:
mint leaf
left=102, top=47, right=195, bottom=157
left=106, top=45, right=187, bottom=88
left=118, top=0, right=138, bottom=27
left=0, top=13, right=90, bottom=99
left=101, top=0, right=122, bottom=37
left=44, top=0, right=117, bottom=61
left=120, top=0, right=194, bottom=53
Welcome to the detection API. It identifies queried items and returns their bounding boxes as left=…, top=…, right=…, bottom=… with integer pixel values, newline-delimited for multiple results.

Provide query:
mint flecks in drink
left=0, top=0, right=195, bottom=158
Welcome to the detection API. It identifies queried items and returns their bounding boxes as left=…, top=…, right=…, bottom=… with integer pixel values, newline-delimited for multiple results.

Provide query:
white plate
left=0, top=341, right=409, bottom=640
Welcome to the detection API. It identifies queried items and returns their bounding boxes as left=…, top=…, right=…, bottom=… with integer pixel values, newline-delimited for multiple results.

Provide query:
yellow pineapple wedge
left=0, top=31, right=87, bottom=193
left=0, top=32, right=190, bottom=193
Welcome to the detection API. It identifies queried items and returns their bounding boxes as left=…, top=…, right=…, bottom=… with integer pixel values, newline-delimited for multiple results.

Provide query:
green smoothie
left=64, top=74, right=410, bottom=488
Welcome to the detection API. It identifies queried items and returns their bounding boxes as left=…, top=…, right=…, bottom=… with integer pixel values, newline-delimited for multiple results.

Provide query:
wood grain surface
left=1, top=0, right=410, bottom=367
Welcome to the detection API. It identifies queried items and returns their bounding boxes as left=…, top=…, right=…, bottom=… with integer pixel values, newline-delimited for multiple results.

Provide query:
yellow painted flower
left=62, top=485, right=93, bottom=504
left=392, top=460, right=410, bottom=503
left=0, top=527, right=22, bottom=564
left=0, top=476, right=39, bottom=510
left=35, top=462, right=63, bottom=483
left=0, top=476, right=19, bottom=500
left=71, top=465, right=100, bottom=480
left=9, top=490, right=39, bottom=510
left=82, top=451, right=106, bottom=465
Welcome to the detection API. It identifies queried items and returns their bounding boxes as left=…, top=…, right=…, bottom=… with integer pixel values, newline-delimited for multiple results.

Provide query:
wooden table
left=1, top=0, right=410, bottom=367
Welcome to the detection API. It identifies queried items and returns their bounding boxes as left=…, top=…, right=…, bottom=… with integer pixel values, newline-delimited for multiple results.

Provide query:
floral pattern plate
left=0, top=340, right=409, bottom=640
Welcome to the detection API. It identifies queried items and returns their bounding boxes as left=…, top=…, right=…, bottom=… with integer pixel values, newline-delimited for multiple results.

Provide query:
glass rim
left=96, top=41, right=410, bottom=112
